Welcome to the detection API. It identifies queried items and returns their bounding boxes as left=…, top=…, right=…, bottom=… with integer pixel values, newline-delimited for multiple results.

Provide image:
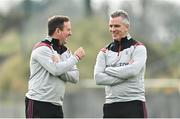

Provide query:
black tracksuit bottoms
left=25, top=97, right=63, bottom=118
left=103, top=100, right=148, bottom=118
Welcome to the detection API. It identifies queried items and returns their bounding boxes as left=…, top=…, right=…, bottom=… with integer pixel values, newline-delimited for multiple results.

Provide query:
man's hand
left=74, top=47, right=85, bottom=60
left=129, top=60, right=134, bottom=64
left=51, top=54, right=60, bottom=63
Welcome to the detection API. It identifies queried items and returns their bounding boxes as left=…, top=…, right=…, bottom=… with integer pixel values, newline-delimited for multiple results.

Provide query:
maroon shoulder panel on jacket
left=134, top=41, right=144, bottom=46
left=33, top=42, right=51, bottom=50
left=100, top=47, right=107, bottom=53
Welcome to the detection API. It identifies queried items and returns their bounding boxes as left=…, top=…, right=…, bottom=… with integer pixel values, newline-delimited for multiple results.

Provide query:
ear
left=55, top=28, right=60, bottom=33
left=125, top=24, right=129, bottom=32
left=125, top=24, right=129, bottom=29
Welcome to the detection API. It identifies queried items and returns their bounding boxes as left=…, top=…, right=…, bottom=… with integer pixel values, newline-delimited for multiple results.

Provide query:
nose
left=112, top=26, right=116, bottom=32
left=110, top=26, right=116, bottom=32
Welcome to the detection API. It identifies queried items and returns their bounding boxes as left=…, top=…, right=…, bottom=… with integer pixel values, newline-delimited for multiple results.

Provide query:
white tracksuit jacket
left=26, top=36, right=79, bottom=106
left=94, top=36, right=147, bottom=104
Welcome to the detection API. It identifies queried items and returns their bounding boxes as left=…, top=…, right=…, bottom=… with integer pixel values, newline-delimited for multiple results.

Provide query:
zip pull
left=117, top=45, right=121, bottom=56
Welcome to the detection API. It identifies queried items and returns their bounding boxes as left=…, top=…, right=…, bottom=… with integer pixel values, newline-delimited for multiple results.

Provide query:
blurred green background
left=0, top=0, right=180, bottom=118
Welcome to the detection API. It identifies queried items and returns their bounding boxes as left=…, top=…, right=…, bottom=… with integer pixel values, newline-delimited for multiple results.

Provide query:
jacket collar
left=45, top=36, right=60, bottom=47
left=113, top=34, right=132, bottom=45
left=44, top=36, right=67, bottom=55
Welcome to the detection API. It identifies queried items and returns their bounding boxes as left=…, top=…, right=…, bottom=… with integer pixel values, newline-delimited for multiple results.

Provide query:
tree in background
left=84, top=0, right=92, bottom=17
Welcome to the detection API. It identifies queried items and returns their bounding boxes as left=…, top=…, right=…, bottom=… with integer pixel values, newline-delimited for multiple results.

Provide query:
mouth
left=112, top=33, right=117, bottom=37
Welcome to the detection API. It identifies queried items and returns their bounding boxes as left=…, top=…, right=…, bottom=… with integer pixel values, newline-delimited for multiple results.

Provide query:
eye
left=114, top=25, right=120, bottom=28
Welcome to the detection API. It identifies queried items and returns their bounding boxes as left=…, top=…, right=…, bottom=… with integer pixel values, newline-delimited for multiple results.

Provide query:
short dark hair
left=48, top=16, right=70, bottom=36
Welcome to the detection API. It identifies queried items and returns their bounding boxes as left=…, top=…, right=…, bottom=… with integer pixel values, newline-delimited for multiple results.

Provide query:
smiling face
left=57, top=21, right=72, bottom=45
left=48, top=16, right=72, bottom=45
left=109, top=16, right=129, bottom=41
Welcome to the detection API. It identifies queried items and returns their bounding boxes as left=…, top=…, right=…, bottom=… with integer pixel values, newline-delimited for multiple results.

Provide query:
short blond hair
left=110, top=10, right=130, bottom=26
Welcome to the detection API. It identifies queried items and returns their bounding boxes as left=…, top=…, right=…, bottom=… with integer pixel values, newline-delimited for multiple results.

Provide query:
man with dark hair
left=94, top=10, right=148, bottom=118
left=25, top=15, right=85, bottom=118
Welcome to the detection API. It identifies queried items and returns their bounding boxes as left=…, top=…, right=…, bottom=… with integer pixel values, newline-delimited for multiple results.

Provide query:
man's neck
left=51, top=36, right=64, bottom=46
